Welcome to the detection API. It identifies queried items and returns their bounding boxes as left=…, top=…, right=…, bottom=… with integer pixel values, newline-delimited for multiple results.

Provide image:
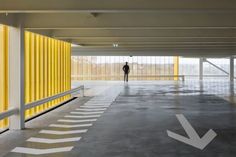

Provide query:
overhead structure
left=0, top=0, right=236, bottom=56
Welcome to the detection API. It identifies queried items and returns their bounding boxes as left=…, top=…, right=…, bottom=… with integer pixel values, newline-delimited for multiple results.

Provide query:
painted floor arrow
left=11, top=147, right=73, bottom=155
left=167, top=114, right=217, bottom=150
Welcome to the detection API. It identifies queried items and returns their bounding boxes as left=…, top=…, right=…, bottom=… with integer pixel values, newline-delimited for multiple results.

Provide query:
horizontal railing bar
left=25, top=85, right=84, bottom=110
left=0, top=108, right=18, bottom=121
left=72, top=75, right=184, bottom=77
left=184, top=75, right=228, bottom=77
left=72, top=75, right=185, bottom=81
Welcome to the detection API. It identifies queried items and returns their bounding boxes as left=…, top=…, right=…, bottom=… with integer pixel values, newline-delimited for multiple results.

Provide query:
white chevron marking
left=11, top=147, right=73, bottom=155
left=39, top=129, right=87, bottom=135
left=76, top=108, right=106, bottom=111
left=58, top=119, right=97, bottom=123
left=65, top=115, right=101, bottom=118
left=80, top=106, right=109, bottom=108
left=49, top=124, right=93, bottom=128
left=70, top=111, right=104, bottom=115
left=27, top=137, right=81, bottom=144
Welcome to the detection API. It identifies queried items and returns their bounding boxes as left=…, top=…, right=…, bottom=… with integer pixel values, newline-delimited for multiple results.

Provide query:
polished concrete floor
left=1, top=81, right=236, bottom=157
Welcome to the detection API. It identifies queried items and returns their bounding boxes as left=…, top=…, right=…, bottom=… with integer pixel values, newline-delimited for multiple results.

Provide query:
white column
left=199, top=58, right=204, bottom=81
left=230, top=56, right=234, bottom=82
left=9, top=26, right=25, bottom=130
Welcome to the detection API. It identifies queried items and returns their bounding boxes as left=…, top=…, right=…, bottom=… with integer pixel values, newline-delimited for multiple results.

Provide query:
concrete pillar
left=199, top=58, right=204, bottom=81
left=9, top=26, right=25, bottom=130
left=230, top=56, right=234, bottom=82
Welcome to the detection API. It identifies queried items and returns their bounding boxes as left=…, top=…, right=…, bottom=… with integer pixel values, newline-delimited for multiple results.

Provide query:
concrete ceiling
left=0, top=0, right=236, bottom=57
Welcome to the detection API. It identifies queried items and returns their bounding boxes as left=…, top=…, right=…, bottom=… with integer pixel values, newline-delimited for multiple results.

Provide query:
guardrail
left=0, top=85, right=84, bottom=123
left=0, top=108, right=18, bottom=121
left=72, top=75, right=185, bottom=81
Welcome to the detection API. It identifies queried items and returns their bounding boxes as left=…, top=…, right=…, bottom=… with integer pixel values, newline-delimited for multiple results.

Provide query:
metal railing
left=72, top=75, right=185, bottom=81
left=0, top=108, right=18, bottom=121
left=0, top=85, right=84, bottom=122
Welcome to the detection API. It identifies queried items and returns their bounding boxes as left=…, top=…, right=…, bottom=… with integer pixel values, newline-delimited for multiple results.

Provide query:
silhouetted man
left=123, top=62, right=130, bottom=82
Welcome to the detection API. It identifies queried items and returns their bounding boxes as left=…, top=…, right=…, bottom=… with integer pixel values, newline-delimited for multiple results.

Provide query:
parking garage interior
left=0, top=0, right=236, bottom=157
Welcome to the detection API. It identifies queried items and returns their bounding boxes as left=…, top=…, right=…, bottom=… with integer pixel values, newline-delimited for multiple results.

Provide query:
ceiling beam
left=72, top=47, right=236, bottom=57
left=51, top=29, right=236, bottom=38
left=27, top=26, right=236, bottom=30
left=0, top=0, right=236, bottom=13
left=18, top=13, right=236, bottom=29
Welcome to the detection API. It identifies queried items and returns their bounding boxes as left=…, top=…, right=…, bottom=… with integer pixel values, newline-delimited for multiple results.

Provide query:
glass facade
left=71, top=56, right=179, bottom=81
left=179, top=57, right=230, bottom=80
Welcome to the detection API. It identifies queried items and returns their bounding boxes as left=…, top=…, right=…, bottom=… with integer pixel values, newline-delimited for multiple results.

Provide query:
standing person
left=123, top=62, right=130, bottom=82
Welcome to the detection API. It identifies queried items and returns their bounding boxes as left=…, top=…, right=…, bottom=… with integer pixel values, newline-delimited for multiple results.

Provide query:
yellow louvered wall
left=1, top=28, right=72, bottom=129
left=0, top=25, right=9, bottom=129
left=25, top=31, right=71, bottom=119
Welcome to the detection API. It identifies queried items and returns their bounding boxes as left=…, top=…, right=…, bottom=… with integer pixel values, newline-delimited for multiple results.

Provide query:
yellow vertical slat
left=25, top=32, right=31, bottom=118
left=64, top=43, right=67, bottom=99
left=48, top=38, right=52, bottom=107
left=39, top=36, right=44, bottom=112
left=30, top=33, right=35, bottom=116
left=51, top=39, right=55, bottom=106
left=65, top=43, right=69, bottom=98
left=0, top=25, right=9, bottom=128
left=174, top=56, right=179, bottom=81
left=61, top=42, right=65, bottom=101
left=58, top=42, right=62, bottom=102
left=35, top=35, right=40, bottom=113
left=54, top=40, right=58, bottom=104
left=44, top=37, right=49, bottom=109
left=68, top=44, right=71, bottom=91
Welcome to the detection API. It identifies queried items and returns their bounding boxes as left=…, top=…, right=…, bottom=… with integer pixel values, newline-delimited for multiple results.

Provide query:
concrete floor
left=1, top=81, right=236, bottom=157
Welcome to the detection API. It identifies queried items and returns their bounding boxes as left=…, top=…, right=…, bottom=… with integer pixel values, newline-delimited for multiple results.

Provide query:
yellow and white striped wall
left=0, top=25, right=72, bottom=129
left=25, top=31, right=71, bottom=119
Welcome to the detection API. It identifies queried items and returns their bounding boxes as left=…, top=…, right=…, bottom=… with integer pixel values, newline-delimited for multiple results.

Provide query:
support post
left=9, top=26, right=25, bottom=130
left=81, top=85, right=85, bottom=97
left=230, top=56, right=234, bottom=82
left=199, top=58, right=204, bottom=81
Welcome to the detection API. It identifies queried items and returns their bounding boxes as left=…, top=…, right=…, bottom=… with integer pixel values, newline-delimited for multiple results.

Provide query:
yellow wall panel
left=25, top=31, right=71, bottom=119
left=0, top=25, right=9, bottom=128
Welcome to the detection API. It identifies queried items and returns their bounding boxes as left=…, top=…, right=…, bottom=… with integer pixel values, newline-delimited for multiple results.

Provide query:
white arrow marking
left=27, top=137, right=81, bottom=144
left=40, top=129, right=87, bottom=135
left=167, top=114, right=217, bottom=150
left=81, top=106, right=109, bottom=108
left=49, top=123, right=93, bottom=128
left=65, top=115, right=101, bottom=118
left=11, top=147, right=73, bottom=155
left=58, top=119, right=97, bottom=123
left=70, top=111, right=104, bottom=115
left=76, top=108, right=107, bottom=111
